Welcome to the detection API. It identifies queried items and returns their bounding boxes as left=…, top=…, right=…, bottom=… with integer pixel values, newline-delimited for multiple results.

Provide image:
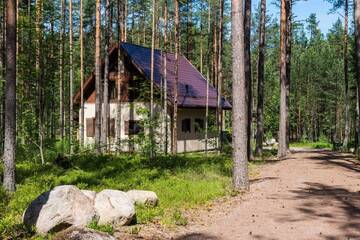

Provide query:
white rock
left=54, top=227, right=116, bottom=240
left=23, top=185, right=97, bottom=234
left=81, top=190, right=96, bottom=202
left=94, top=190, right=135, bottom=226
left=126, top=190, right=158, bottom=207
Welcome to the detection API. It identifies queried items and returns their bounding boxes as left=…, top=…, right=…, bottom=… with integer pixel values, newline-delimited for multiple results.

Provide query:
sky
left=253, top=0, right=347, bottom=34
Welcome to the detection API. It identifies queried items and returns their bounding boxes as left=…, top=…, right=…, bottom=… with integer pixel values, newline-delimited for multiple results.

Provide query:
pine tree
left=95, top=0, right=102, bottom=153
left=80, top=0, right=84, bottom=147
left=172, top=0, right=179, bottom=154
left=255, top=0, right=266, bottom=157
left=278, top=0, right=288, bottom=159
left=3, top=0, right=16, bottom=192
left=232, top=0, right=249, bottom=190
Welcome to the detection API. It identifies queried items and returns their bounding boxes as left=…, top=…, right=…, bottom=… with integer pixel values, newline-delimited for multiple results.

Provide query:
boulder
left=54, top=227, right=116, bottom=240
left=126, top=190, right=158, bottom=207
left=23, top=185, right=97, bottom=234
left=94, top=189, right=135, bottom=226
left=82, top=190, right=97, bottom=202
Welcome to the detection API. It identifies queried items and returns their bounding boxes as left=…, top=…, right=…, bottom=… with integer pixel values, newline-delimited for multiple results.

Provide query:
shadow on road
left=174, top=233, right=219, bottom=240
left=307, top=150, right=360, bottom=173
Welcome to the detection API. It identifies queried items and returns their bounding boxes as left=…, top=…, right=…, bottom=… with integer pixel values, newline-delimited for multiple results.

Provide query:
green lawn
left=289, top=140, right=332, bottom=149
left=0, top=151, right=262, bottom=239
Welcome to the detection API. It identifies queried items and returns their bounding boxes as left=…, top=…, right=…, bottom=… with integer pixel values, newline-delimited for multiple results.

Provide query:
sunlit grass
left=0, top=150, right=269, bottom=239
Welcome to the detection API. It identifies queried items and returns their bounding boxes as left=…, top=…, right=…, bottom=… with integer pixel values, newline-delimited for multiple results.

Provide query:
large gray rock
left=94, top=189, right=135, bottom=226
left=54, top=227, right=116, bottom=240
left=23, top=185, right=97, bottom=234
left=126, top=190, right=158, bottom=207
left=81, top=190, right=97, bottom=202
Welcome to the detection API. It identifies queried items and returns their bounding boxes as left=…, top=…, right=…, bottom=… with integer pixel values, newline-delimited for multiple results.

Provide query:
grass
left=0, top=150, right=267, bottom=239
left=289, top=140, right=332, bottom=149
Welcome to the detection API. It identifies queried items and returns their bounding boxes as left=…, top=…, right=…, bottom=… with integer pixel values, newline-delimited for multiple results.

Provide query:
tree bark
left=35, top=0, right=44, bottom=164
left=95, top=0, right=102, bottom=153
left=163, top=0, right=168, bottom=153
left=80, top=0, right=84, bottom=147
left=172, top=0, right=179, bottom=154
left=255, top=0, right=266, bottom=157
left=217, top=0, right=224, bottom=152
left=3, top=0, right=16, bottom=192
left=244, top=0, right=252, bottom=159
left=59, top=0, right=65, bottom=143
left=343, top=0, right=350, bottom=149
left=116, top=0, right=125, bottom=151
left=232, top=0, right=249, bottom=190
left=150, top=0, right=156, bottom=157
left=355, top=0, right=360, bottom=155
left=278, top=0, right=288, bottom=159
left=69, top=0, right=74, bottom=153
left=101, top=0, right=110, bottom=151
left=285, top=0, right=292, bottom=150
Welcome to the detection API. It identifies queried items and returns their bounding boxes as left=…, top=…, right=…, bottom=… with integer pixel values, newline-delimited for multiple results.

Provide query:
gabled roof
left=74, top=42, right=231, bottom=109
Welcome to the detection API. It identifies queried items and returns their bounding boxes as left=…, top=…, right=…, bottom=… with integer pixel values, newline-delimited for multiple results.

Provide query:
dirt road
left=175, top=149, right=360, bottom=240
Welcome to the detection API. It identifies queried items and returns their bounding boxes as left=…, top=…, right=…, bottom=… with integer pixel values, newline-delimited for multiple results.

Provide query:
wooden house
left=74, top=42, right=231, bottom=153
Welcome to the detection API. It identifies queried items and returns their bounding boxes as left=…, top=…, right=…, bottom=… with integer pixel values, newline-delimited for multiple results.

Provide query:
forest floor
left=167, top=148, right=360, bottom=240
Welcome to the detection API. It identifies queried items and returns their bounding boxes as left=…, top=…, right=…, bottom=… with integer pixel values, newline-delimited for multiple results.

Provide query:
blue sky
left=253, top=0, right=346, bottom=33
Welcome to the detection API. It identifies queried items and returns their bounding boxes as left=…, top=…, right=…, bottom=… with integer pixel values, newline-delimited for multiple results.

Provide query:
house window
left=109, top=81, right=117, bottom=100
left=181, top=118, right=191, bottom=133
left=109, top=118, right=115, bottom=137
left=194, top=118, right=205, bottom=133
left=86, top=118, right=115, bottom=137
left=125, top=120, right=143, bottom=135
left=86, top=118, right=95, bottom=137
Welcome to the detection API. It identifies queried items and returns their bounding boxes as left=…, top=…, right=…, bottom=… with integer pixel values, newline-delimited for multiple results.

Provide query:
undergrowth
left=0, top=150, right=266, bottom=239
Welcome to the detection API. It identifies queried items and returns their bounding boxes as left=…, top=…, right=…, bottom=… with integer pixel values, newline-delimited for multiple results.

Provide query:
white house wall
left=80, top=103, right=218, bottom=153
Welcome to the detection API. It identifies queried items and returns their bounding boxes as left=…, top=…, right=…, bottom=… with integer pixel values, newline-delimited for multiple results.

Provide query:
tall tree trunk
left=278, top=0, right=288, bottom=158
left=285, top=0, right=292, bottom=149
left=69, top=0, right=74, bottom=153
left=95, top=0, right=102, bottom=153
left=200, top=4, right=203, bottom=74
left=116, top=0, right=124, bottom=151
left=205, top=0, right=211, bottom=154
left=124, top=0, right=127, bottom=41
left=217, top=0, right=224, bottom=151
left=244, top=0, right=252, bottom=159
left=355, top=0, right=360, bottom=155
left=150, top=0, right=156, bottom=157
left=59, top=0, right=65, bottom=143
left=35, top=0, right=44, bottom=164
left=212, top=6, right=218, bottom=88
left=255, top=0, right=266, bottom=157
left=80, top=0, right=84, bottom=147
left=163, top=0, right=168, bottom=153
left=172, top=0, right=179, bottom=154
left=232, top=0, right=249, bottom=190
left=343, top=0, right=350, bottom=149
left=101, top=0, right=110, bottom=151
left=3, top=0, right=16, bottom=192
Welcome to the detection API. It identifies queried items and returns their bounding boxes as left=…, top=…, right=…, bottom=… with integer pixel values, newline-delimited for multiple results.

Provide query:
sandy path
left=174, top=149, right=360, bottom=240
